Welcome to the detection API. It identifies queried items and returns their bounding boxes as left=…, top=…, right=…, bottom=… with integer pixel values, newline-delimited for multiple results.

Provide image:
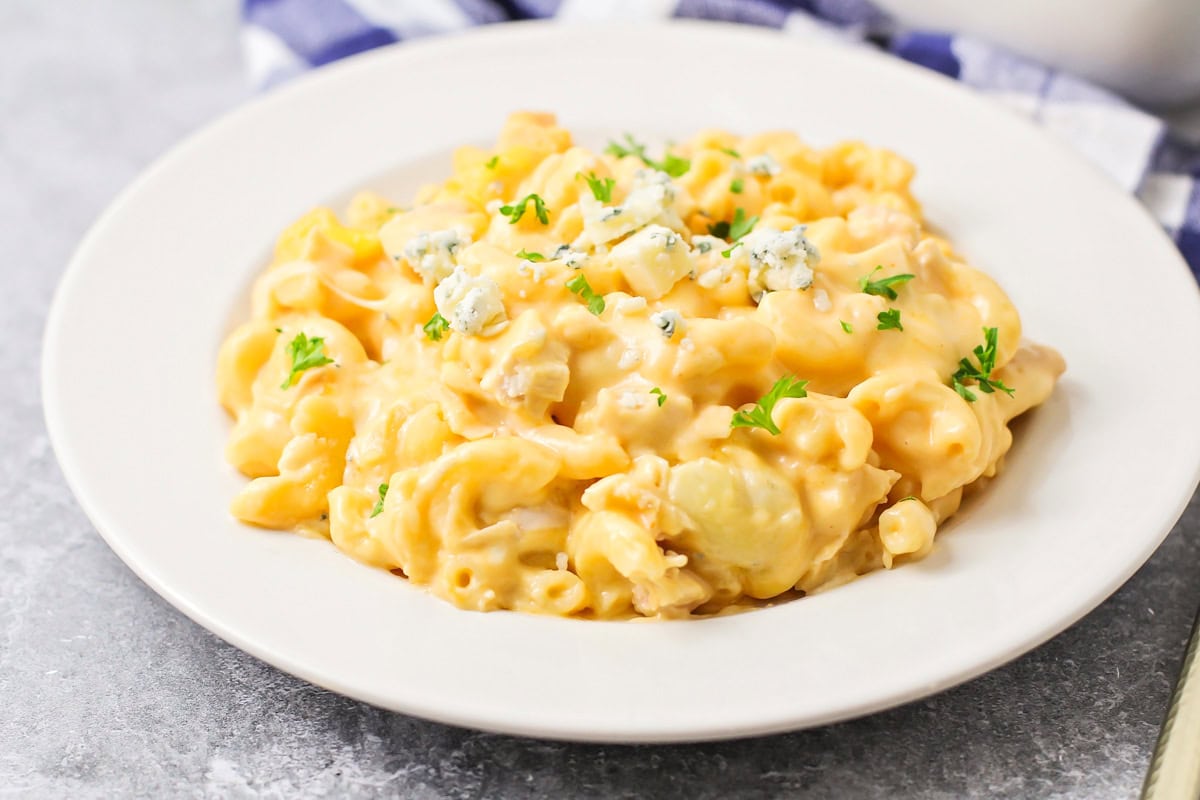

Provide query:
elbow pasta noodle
left=216, top=112, right=1065, bottom=619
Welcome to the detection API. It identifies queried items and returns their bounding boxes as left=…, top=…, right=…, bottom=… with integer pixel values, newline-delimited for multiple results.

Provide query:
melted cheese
left=216, top=111, right=1064, bottom=619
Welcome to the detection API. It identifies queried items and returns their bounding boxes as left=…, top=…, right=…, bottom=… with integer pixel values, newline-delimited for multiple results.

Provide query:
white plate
left=43, top=21, right=1200, bottom=743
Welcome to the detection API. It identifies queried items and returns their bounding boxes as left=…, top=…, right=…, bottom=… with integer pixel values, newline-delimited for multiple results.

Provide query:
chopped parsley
left=710, top=208, right=759, bottom=257
left=858, top=266, right=915, bottom=300
left=516, top=249, right=545, bottom=262
left=729, top=208, right=758, bottom=240
left=565, top=273, right=605, bottom=316
left=499, top=193, right=549, bottom=225
left=280, top=333, right=334, bottom=389
left=650, top=387, right=667, bottom=407
left=606, top=134, right=644, bottom=159
left=423, top=312, right=450, bottom=341
left=730, top=375, right=809, bottom=435
left=876, top=309, right=904, bottom=331
left=951, top=327, right=1014, bottom=402
left=605, top=133, right=691, bottom=177
left=370, top=483, right=388, bottom=518
left=730, top=178, right=744, bottom=194
left=651, top=310, right=681, bottom=338
left=719, top=146, right=741, bottom=158
left=484, top=156, right=499, bottom=169
left=657, top=153, right=691, bottom=178
left=708, top=207, right=758, bottom=241
left=840, top=320, right=854, bottom=334
left=582, top=172, right=616, bottom=203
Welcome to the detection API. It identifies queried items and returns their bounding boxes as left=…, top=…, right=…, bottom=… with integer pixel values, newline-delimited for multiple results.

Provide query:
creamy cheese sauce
left=216, top=112, right=1064, bottom=619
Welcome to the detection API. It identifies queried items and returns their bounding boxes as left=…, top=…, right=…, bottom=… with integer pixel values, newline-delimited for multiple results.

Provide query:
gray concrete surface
left=2, top=1, right=1197, bottom=797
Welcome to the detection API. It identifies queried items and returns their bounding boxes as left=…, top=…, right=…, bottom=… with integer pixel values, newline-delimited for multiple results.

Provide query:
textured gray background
left=3, top=2, right=1198, bottom=798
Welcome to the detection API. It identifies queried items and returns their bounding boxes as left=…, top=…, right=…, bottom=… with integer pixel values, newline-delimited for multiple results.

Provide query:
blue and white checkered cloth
left=241, top=0, right=1200, bottom=279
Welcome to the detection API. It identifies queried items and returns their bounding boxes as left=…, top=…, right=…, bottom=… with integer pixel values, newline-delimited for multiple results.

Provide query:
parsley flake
left=876, top=309, right=904, bottom=331
left=658, top=153, right=691, bottom=178
left=370, top=483, right=388, bottom=518
left=951, top=327, right=1015, bottom=402
left=605, top=133, right=646, bottom=160
left=708, top=207, right=758, bottom=242
left=730, top=178, right=745, bottom=194
left=719, top=146, right=741, bottom=158
left=581, top=171, right=616, bottom=203
left=840, top=320, right=854, bottom=334
left=858, top=266, right=916, bottom=300
left=712, top=208, right=759, bottom=258
left=423, top=312, right=450, bottom=341
left=605, top=133, right=691, bottom=177
left=730, top=375, right=809, bottom=435
left=280, top=333, right=334, bottom=389
left=484, top=156, right=499, bottom=169
left=650, top=387, right=667, bottom=407
left=565, top=273, right=605, bottom=316
left=729, top=208, right=758, bottom=240
left=516, top=249, right=545, bottom=262
left=499, top=193, right=549, bottom=225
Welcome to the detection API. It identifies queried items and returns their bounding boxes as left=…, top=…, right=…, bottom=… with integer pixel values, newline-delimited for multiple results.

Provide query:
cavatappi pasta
left=217, top=112, right=1064, bottom=619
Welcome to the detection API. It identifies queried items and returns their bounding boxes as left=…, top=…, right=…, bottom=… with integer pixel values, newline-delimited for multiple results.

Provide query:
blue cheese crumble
left=609, top=224, right=693, bottom=300
left=625, top=169, right=677, bottom=218
left=692, top=234, right=725, bottom=255
left=648, top=228, right=680, bottom=249
left=747, top=154, right=782, bottom=177
left=403, top=228, right=470, bottom=283
left=433, top=266, right=507, bottom=336
left=577, top=169, right=683, bottom=246
left=650, top=309, right=683, bottom=339
left=517, top=259, right=548, bottom=282
left=738, top=225, right=820, bottom=303
left=552, top=244, right=589, bottom=269
left=617, top=346, right=643, bottom=369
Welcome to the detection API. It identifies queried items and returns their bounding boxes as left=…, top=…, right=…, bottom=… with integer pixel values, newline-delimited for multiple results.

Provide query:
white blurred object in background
left=874, top=0, right=1200, bottom=108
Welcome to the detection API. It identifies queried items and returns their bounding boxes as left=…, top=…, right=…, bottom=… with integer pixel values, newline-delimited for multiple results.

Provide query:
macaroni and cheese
left=216, top=112, right=1064, bottom=619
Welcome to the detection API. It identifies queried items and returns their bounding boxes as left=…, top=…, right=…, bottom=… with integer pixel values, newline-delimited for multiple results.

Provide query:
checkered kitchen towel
left=241, top=0, right=1200, bottom=278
